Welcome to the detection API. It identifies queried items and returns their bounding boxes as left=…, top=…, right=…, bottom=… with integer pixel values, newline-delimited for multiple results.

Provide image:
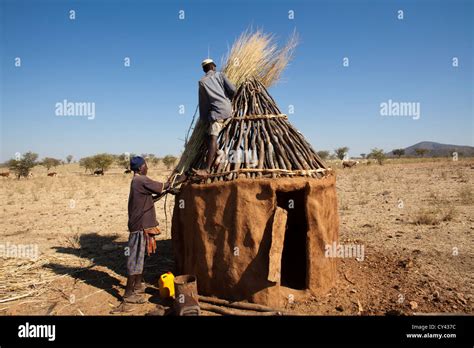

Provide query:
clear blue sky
left=1, top=0, right=472, bottom=162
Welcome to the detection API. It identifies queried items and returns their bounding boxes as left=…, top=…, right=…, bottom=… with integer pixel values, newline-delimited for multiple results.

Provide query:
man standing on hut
left=124, top=156, right=184, bottom=303
left=193, top=58, right=236, bottom=177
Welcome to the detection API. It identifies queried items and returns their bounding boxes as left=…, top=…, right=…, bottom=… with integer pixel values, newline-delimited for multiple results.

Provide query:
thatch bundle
left=222, top=29, right=298, bottom=88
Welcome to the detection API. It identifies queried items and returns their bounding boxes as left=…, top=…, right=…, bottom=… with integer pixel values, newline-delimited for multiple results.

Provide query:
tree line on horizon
left=316, top=147, right=457, bottom=166
left=1, top=152, right=178, bottom=179
left=1, top=146, right=467, bottom=179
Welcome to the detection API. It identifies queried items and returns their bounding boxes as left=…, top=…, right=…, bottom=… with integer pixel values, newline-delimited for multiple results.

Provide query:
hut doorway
left=276, top=189, right=308, bottom=290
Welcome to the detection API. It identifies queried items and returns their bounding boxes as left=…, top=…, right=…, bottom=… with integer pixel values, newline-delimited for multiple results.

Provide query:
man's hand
left=173, top=173, right=187, bottom=185
left=191, top=168, right=210, bottom=177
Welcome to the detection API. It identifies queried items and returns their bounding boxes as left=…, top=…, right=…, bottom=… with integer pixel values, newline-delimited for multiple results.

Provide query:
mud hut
left=171, top=78, right=339, bottom=307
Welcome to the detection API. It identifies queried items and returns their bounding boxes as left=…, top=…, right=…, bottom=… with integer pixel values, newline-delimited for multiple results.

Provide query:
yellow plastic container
left=159, top=272, right=175, bottom=299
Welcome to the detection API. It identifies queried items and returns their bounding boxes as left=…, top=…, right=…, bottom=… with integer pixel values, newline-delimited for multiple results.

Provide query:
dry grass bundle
left=222, top=29, right=298, bottom=88
left=171, top=119, right=207, bottom=181
left=0, top=255, right=92, bottom=304
left=0, top=257, right=55, bottom=303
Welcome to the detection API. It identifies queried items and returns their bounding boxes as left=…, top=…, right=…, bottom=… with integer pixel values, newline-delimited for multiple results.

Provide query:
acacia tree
left=92, top=153, right=115, bottom=172
left=66, top=155, right=73, bottom=164
left=42, top=157, right=61, bottom=171
left=80, top=154, right=115, bottom=173
left=415, top=148, right=429, bottom=157
left=8, top=152, right=38, bottom=179
left=79, top=156, right=96, bottom=173
left=116, top=153, right=131, bottom=170
left=368, top=148, right=386, bottom=165
left=334, top=147, right=349, bottom=161
left=317, top=150, right=330, bottom=160
left=392, top=149, right=405, bottom=158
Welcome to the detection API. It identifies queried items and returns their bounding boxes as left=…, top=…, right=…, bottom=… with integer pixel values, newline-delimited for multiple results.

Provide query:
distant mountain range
left=387, top=141, right=474, bottom=157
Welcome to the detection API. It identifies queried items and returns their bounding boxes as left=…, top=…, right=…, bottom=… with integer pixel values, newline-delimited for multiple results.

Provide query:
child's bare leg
left=134, top=274, right=145, bottom=293
left=124, top=275, right=136, bottom=297
left=123, top=275, right=145, bottom=303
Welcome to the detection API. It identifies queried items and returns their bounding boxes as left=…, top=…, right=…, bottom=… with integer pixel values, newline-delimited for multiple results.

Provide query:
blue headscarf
left=130, top=156, right=145, bottom=172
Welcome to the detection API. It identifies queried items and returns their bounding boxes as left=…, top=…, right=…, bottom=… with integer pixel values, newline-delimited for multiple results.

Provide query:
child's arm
left=143, top=177, right=165, bottom=195
left=150, top=174, right=187, bottom=202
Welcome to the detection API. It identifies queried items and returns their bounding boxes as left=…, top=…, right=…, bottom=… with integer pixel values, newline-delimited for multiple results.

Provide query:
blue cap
left=130, top=156, right=145, bottom=172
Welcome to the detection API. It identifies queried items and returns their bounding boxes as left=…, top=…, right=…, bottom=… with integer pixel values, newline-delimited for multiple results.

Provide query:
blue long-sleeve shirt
left=199, top=70, right=236, bottom=123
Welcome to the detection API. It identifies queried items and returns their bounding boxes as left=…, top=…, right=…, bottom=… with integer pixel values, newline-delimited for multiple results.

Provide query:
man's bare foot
left=214, top=150, right=225, bottom=166
left=192, top=168, right=210, bottom=177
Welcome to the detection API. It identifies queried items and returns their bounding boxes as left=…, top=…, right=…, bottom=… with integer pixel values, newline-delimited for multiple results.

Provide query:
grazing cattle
left=124, top=169, right=132, bottom=174
left=94, top=169, right=104, bottom=176
left=0, top=172, right=9, bottom=178
left=342, top=160, right=359, bottom=169
left=47, top=172, right=57, bottom=177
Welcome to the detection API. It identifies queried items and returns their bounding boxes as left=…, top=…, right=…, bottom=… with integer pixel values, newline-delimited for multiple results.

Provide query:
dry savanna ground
left=0, top=158, right=473, bottom=316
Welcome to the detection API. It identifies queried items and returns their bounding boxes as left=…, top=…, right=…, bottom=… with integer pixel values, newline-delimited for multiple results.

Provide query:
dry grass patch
left=456, top=168, right=468, bottom=183
left=84, top=189, right=95, bottom=199
left=428, top=191, right=451, bottom=205
left=31, top=189, right=40, bottom=202
left=412, top=205, right=457, bottom=225
left=339, top=198, right=349, bottom=211
left=63, top=189, right=76, bottom=200
left=459, top=186, right=474, bottom=205
left=358, top=194, right=369, bottom=205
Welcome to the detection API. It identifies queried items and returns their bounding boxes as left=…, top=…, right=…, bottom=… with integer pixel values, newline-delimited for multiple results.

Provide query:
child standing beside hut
left=123, top=156, right=182, bottom=303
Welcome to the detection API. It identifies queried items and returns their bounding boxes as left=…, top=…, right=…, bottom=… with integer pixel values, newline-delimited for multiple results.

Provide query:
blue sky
left=1, top=0, right=472, bottom=162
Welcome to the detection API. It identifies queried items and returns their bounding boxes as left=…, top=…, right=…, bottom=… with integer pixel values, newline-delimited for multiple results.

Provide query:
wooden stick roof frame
left=179, top=78, right=330, bottom=184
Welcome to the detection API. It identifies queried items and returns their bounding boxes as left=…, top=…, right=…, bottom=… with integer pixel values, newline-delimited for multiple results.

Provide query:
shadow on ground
left=46, top=232, right=175, bottom=300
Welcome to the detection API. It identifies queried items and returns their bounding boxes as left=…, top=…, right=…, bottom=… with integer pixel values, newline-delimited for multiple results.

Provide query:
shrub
left=317, top=150, right=330, bottom=160
left=334, top=147, right=349, bottom=161
left=368, top=148, right=386, bottom=165
left=116, top=153, right=132, bottom=170
left=459, top=186, right=473, bottom=204
left=79, top=157, right=96, bottom=173
left=392, top=149, right=405, bottom=158
left=41, top=157, right=61, bottom=171
left=162, top=155, right=177, bottom=169
left=7, top=152, right=38, bottom=179
left=415, top=148, right=429, bottom=157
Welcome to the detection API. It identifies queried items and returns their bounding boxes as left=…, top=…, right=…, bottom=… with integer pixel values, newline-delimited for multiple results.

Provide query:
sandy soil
left=0, top=159, right=472, bottom=315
